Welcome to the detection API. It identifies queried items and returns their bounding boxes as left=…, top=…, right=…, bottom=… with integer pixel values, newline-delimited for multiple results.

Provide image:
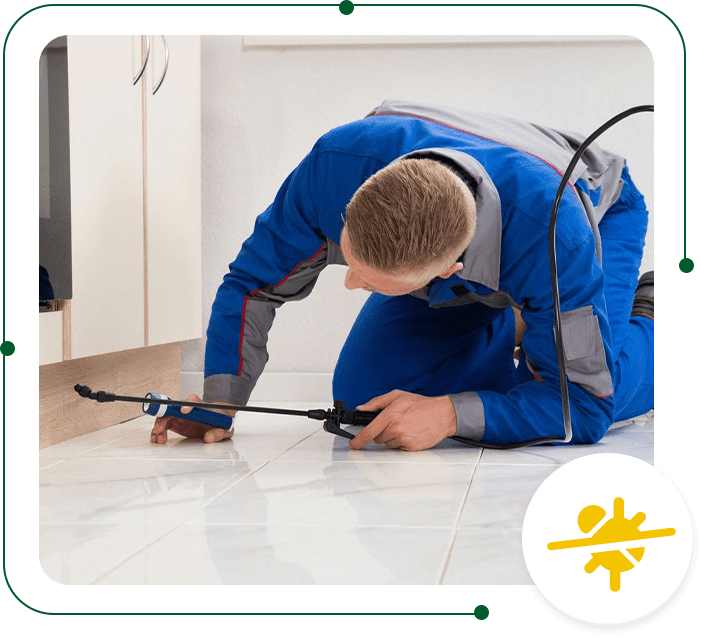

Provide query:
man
left=150, top=99, right=654, bottom=450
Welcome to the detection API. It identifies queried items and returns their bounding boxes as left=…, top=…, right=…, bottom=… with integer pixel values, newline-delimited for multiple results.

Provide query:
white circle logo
left=522, top=453, right=692, bottom=625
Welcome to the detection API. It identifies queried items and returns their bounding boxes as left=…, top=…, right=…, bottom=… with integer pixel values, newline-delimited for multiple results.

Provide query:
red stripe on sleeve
left=237, top=288, right=260, bottom=376
left=237, top=241, right=326, bottom=376
left=274, top=242, right=326, bottom=289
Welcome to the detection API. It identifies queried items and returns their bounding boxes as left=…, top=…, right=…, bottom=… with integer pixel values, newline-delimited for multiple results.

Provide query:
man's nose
left=344, top=268, right=364, bottom=290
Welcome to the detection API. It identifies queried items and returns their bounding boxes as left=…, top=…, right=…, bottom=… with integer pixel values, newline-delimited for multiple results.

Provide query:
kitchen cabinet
left=43, top=35, right=201, bottom=361
left=144, top=36, right=202, bottom=347
left=66, top=35, right=146, bottom=359
left=39, top=35, right=201, bottom=445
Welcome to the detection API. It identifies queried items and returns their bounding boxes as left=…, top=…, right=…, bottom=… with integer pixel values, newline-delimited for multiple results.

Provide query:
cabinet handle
left=152, top=35, right=169, bottom=95
left=133, top=35, right=150, bottom=85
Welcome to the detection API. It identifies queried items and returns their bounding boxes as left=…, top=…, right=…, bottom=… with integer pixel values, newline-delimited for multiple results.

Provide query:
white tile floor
left=39, top=404, right=653, bottom=585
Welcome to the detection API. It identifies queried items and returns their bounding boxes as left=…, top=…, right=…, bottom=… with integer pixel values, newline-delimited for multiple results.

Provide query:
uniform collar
left=394, top=148, right=502, bottom=291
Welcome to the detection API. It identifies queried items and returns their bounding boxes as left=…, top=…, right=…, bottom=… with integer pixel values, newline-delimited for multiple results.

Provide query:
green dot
left=474, top=605, right=489, bottom=620
left=1, top=341, right=15, bottom=356
left=679, top=258, right=694, bottom=273
left=339, top=1, right=354, bottom=15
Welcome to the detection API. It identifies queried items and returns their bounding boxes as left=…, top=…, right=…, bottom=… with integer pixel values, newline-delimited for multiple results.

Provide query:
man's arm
left=348, top=201, right=614, bottom=450
left=203, top=149, right=329, bottom=406
left=455, top=228, right=615, bottom=446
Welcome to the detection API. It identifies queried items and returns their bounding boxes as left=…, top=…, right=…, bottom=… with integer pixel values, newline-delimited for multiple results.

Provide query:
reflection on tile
left=39, top=415, right=154, bottom=462
left=37, top=402, right=656, bottom=585
left=74, top=425, right=317, bottom=463
left=193, top=460, right=476, bottom=529
left=40, top=523, right=175, bottom=585
left=40, top=457, right=262, bottom=528
left=442, top=527, right=532, bottom=585
left=481, top=418, right=653, bottom=466
left=76, top=405, right=324, bottom=462
left=218, top=409, right=321, bottom=460
left=225, top=402, right=327, bottom=441
left=97, top=523, right=454, bottom=584
left=278, top=428, right=483, bottom=464
left=459, top=465, right=558, bottom=529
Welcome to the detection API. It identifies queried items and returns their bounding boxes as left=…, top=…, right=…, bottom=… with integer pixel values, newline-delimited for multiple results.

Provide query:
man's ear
left=437, top=262, right=463, bottom=279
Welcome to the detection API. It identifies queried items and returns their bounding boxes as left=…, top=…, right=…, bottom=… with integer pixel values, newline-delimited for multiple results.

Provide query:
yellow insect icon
left=547, top=497, right=676, bottom=592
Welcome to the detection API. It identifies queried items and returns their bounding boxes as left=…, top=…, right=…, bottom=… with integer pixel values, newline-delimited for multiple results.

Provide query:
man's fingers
left=179, top=393, right=202, bottom=415
left=151, top=417, right=168, bottom=434
left=204, top=427, right=233, bottom=444
left=150, top=417, right=171, bottom=444
left=349, top=414, right=392, bottom=450
left=356, top=390, right=403, bottom=412
left=374, top=427, right=399, bottom=445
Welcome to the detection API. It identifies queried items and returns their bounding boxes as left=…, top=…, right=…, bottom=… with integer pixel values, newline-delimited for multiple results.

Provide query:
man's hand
left=348, top=390, right=457, bottom=452
left=149, top=394, right=236, bottom=444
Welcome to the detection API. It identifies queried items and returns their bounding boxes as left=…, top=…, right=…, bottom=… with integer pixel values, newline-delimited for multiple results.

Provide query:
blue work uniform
left=204, top=100, right=653, bottom=445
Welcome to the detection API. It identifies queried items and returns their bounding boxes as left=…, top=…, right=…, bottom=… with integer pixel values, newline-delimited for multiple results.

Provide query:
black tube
left=75, top=107, right=654, bottom=453
left=74, top=384, right=321, bottom=419
left=439, top=104, right=654, bottom=450
left=546, top=105, right=653, bottom=448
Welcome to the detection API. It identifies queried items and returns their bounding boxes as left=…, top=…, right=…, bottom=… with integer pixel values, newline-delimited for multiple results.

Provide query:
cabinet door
left=67, top=36, right=145, bottom=359
left=145, top=35, right=202, bottom=346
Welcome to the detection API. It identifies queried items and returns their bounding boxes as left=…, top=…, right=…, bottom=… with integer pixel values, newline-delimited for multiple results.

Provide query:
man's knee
left=332, top=363, right=372, bottom=411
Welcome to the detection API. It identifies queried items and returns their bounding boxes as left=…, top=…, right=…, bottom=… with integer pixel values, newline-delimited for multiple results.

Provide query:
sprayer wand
left=74, top=384, right=377, bottom=439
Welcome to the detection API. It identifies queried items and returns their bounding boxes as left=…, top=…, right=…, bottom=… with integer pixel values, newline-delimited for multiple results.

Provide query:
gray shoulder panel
left=369, top=99, right=626, bottom=225
left=369, top=99, right=624, bottom=187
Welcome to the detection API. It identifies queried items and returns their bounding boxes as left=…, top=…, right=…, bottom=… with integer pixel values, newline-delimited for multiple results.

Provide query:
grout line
left=438, top=448, right=483, bottom=584
left=264, top=429, right=324, bottom=460
left=272, top=457, right=482, bottom=465
left=39, top=428, right=157, bottom=466
left=50, top=521, right=461, bottom=530
left=89, top=458, right=274, bottom=584
left=89, top=520, right=192, bottom=584
left=39, top=458, right=68, bottom=471
left=71, top=455, right=248, bottom=463
left=477, top=461, right=565, bottom=467
left=89, top=430, right=320, bottom=584
left=82, top=427, right=322, bottom=463
left=72, top=454, right=492, bottom=466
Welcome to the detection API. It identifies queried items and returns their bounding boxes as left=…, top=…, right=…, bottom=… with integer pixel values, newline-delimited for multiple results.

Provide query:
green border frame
left=0, top=0, right=700, bottom=635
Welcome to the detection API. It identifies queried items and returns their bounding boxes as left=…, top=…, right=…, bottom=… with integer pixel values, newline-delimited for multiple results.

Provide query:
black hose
left=451, top=104, right=654, bottom=450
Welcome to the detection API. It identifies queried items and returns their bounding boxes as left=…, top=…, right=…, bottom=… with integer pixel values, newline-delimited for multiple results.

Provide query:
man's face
left=339, top=229, right=431, bottom=296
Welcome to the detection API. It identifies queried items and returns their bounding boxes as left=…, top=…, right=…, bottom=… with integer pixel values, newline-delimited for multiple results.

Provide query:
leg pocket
left=559, top=305, right=613, bottom=398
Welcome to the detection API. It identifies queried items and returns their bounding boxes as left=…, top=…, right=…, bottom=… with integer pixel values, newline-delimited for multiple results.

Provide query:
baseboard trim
left=181, top=371, right=333, bottom=403
left=40, top=343, right=181, bottom=448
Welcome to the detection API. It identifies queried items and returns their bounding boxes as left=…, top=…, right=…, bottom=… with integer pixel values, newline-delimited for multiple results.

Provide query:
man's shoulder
left=313, top=116, right=398, bottom=157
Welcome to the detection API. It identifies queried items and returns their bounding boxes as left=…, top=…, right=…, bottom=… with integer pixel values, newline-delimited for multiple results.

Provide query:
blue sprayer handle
left=142, top=392, right=234, bottom=431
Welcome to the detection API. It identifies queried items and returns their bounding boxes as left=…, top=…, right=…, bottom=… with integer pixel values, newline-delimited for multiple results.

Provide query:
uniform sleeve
left=203, top=147, right=329, bottom=406
left=450, top=201, right=616, bottom=446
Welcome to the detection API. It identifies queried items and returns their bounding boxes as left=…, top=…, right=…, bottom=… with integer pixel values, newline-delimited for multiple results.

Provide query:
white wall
left=183, top=35, right=653, bottom=377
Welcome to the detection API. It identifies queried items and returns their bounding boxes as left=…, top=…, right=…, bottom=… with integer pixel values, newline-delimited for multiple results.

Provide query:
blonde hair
left=344, top=159, right=477, bottom=276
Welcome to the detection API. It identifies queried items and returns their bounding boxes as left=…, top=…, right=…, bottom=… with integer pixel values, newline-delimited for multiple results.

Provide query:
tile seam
left=438, top=448, right=483, bottom=584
